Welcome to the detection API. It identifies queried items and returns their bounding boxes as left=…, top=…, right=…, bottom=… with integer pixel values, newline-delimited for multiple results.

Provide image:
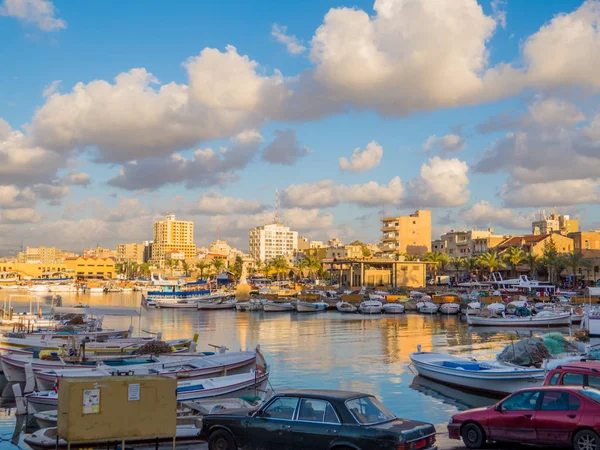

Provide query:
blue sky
left=1, top=0, right=599, bottom=253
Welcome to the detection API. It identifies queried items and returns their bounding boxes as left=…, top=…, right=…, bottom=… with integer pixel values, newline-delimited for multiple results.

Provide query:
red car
left=448, top=386, right=600, bottom=450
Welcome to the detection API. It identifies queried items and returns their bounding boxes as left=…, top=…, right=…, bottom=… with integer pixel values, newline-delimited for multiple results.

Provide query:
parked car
left=544, top=362, right=600, bottom=388
left=200, top=389, right=437, bottom=450
left=448, top=386, right=600, bottom=449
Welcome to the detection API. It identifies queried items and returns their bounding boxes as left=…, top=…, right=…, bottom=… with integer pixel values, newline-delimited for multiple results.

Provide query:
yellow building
left=571, top=231, right=600, bottom=257
left=115, top=243, right=145, bottom=264
left=83, top=247, right=116, bottom=259
left=325, top=245, right=363, bottom=260
left=532, top=211, right=578, bottom=236
left=381, top=209, right=431, bottom=256
left=152, top=213, right=196, bottom=262
left=64, top=257, right=116, bottom=279
left=325, top=258, right=429, bottom=288
left=17, top=246, right=64, bottom=264
left=495, top=234, right=574, bottom=256
left=432, top=228, right=508, bottom=257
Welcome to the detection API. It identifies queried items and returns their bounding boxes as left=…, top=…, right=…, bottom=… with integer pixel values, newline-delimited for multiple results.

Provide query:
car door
left=486, top=391, right=541, bottom=443
left=291, top=398, right=341, bottom=450
left=534, top=391, right=582, bottom=444
left=245, top=397, right=298, bottom=450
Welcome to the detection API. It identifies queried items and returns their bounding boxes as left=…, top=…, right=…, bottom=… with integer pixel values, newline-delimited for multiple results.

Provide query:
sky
left=1, top=0, right=600, bottom=254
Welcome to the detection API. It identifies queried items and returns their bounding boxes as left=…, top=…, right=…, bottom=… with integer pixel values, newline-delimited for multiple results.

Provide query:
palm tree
left=540, top=240, right=560, bottom=283
left=211, top=258, right=226, bottom=277
left=449, top=256, right=464, bottom=284
left=271, top=256, right=290, bottom=281
left=404, top=254, right=420, bottom=261
left=253, top=258, right=263, bottom=276
left=477, top=252, right=504, bottom=277
left=503, top=246, right=525, bottom=277
left=181, top=260, right=190, bottom=277
left=164, top=258, right=175, bottom=276
left=524, top=252, right=538, bottom=279
left=263, top=261, right=274, bottom=279
left=195, top=261, right=208, bottom=280
left=422, top=251, right=449, bottom=280
left=300, top=255, right=321, bottom=280
left=562, top=251, right=585, bottom=289
left=463, top=257, right=479, bottom=280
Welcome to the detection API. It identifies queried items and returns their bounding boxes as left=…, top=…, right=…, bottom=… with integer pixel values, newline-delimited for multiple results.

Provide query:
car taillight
left=397, top=435, right=436, bottom=450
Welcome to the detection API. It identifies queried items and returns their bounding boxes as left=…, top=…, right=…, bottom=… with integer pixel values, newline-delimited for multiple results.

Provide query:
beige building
left=208, top=240, right=232, bottom=257
left=152, top=213, right=196, bottom=262
left=496, top=234, right=574, bottom=256
left=571, top=231, right=600, bottom=257
left=83, top=247, right=116, bottom=259
left=380, top=210, right=431, bottom=256
left=324, top=258, right=429, bottom=288
left=17, top=246, right=64, bottom=264
left=248, top=222, right=298, bottom=262
left=433, top=229, right=507, bottom=257
left=325, top=245, right=363, bottom=260
left=532, top=211, right=579, bottom=236
left=115, top=243, right=145, bottom=264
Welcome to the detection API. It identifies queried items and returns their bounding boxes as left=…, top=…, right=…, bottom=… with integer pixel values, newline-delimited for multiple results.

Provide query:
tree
left=422, top=252, right=449, bottom=280
left=503, top=246, right=525, bottom=277
left=271, top=256, right=290, bottom=281
left=350, top=240, right=371, bottom=257
left=263, top=260, right=274, bottom=279
left=463, top=257, right=479, bottom=280
left=477, top=252, right=504, bottom=276
left=299, top=254, right=321, bottom=280
left=195, top=261, right=209, bottom=279
left=404, top=254, right=420, bottom=261
left=139, top=262, right=152, bottom=278
left=181, top=260, right=190, bottom=277
left=164, top=259, right=175, bottom=276
left=562, top=251, right=585, bottom=289
left=540, top=239, right=560, bottom=283
left=449, top=256, right=464, bottom=283
left=524, top=253, right=538, bottom=279
left=231, top=255, right=244, bottom=279
left=253, top=258, right=263, bottom=276
left=211, top=258, right=226, bottom=277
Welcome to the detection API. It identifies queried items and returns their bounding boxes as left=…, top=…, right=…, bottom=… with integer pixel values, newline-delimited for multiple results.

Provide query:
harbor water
left=0, top=291, right=571, bottom=448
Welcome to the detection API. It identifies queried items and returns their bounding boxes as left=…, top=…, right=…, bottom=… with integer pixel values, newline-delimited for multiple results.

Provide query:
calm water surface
left=0, top=291, right=570, bottom=448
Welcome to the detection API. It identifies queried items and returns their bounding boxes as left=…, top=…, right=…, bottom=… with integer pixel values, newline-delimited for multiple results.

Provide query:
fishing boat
left=439, top=303, right=460, bottom=315
left=262, top=301, right=294, bottom=312
left=416, top=301, right=439, bottom=314
left=147, top=275, right=211, bottom=303
left=462, top=302, right=481, bottom=315
left=486, top=302, right=506, bottom=314
left=295, top=301, right=328, bottom=313
left=235, top=300, right=263, bottom=312
left=88, top=287, right=104, bottom=294
left=466, top=310, right=572, bottom=327
left=155, top=299, right=199, bottom=309
left=336, top=301, right=357, bottom=313
left=358, top=300, right=383, bottom=314
left=383, top=303, right=405, bottom=314
left=197, top=299, right=237, bottom=310
left=409, top=350, right=545, bottom=396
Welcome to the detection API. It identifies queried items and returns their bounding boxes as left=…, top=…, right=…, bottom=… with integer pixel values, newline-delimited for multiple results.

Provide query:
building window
left=585, top=240, right=590, bottom=249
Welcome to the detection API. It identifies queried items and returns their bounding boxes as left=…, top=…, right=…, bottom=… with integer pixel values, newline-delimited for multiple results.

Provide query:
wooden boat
left=383, top=303, right=405, bottom=314
left=439, top=303, right=460, bottom=315
left=409, top=350, right=545, bottom=396
left=295, top=301, right=328, bottom=313
left=197, top=299, right=237, bottom=310
left=263, top=301, right=294, bottom=312
left=358, top=300, right=382, bottom=314
left=466, top=311, right=572, bottom=327
left=416, top=301, right=439, bottom=314
left=336, top=301, right=357, bottom=313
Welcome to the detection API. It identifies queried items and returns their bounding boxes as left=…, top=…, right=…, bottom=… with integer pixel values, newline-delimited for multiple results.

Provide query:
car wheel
left=574, top=430, right=600, bottom=450
left=208, top=430, right=236, bottom=450
left=461, top=423, right=485, bottom=449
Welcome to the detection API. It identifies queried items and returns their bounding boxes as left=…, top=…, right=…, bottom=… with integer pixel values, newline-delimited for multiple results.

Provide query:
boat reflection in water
left=410, top=375, right=497, bottom=411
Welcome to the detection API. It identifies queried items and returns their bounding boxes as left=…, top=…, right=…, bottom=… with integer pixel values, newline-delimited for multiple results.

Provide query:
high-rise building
left=83, top=247, right=116, bottom=259
left=249, top=222, right=298, bottom=262
left=380, top=210, right=432, bottom=257
left=115, top=243, right=145, bottom=264
left=532, top=211, right=579, bottom=236
left=17, top=246, right=64, bottom=264
left=152, top=214, right=196, bottom=262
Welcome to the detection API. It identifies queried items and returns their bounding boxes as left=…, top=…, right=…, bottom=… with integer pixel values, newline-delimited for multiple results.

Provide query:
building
left=83, top=247, right=116, bottom=259
left=152, top=213, right=196, bottom=262
left=380, top=210, right=432, bottom=257
left=434, top=229, right=507, bottom=257
left=495, top=234, right=574, bottom=256
left=248, top=222, right=298, bottom=262
left=65, top=257, right=116, bottom=279
left=17, top=246, right=64, bottom=264
left=325, top=245, right=363, bottom=260
left=571, top=231, right=600, bottom=257
left=208, top=240, right=232, bottom=257
left=115, top=243, right=145, bottom=264
left=327, top=238, right=344, bottom=247
left=143, top=241, right=154, bottom=263
left=532, top=211, right=579, bottom=236
left=324, top=258, right=429, bottom=288
left=297, top=236, right=311, bottom=251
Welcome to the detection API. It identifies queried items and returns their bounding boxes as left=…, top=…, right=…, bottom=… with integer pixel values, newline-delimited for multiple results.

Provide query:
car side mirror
left=253, top=410, right=263, bottom=418
left=495, top=404, right=503, bottom=412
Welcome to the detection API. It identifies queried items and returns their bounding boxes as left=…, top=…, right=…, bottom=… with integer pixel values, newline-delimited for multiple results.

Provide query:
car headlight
left=195, top=417, right=203, bottom=430
left=397, top=434, right=404, bottom=443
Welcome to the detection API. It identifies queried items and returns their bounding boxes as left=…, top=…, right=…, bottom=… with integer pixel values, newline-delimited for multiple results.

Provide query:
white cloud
left=281, top=177, right=404, bottom=209
left=339, top=141, right=383, bottom=172
left=63, top=170, right=90, bottom=186
left=0, top=185, right=35, bottom=208
left=42, top=80, right=61, bottom=98
left=406, top=157, right=470, bottom=207
left=491, top=0, right=507, bottom=29
left=271, top=24, right=307, bottom=55
left=0, top=207, right=41, bottom=224
left=190, top=192, right=266, bottom=215
left=528, top=97, right=586, bottom=126
left=422, top=134, right=465, bottom=155
left=261, top=129, right=311, bottom=165
left=462, top=201, right=531, bottom=230
left=501, top=179, right=600, bottom=207
left=1, top=0, right=66, bottom=31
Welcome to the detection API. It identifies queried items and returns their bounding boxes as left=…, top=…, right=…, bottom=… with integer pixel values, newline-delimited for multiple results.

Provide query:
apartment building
left=380, top=210, right=431, bottom=256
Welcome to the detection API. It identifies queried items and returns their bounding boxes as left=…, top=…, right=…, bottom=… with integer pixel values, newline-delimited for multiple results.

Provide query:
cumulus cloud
left=281, top=177, right=404, bottom=209
left=63, top=170, right=90, bottom=186
left=422, top=134, right=465, bottom=155
left=405, top=157, right=470, bottom=207
left=108, top=131, right=263, bottom=190
left=190, top=192, right=267, bottom=215
left=462, top=201, right=531, bottom=230
left=0, top=207, right=42, bottom=224
left=502, top=179, right=600, bottom=207
left=1, top=0, right=66, bottom=31
left=271, top=24, right=307, bottom=55
left=528, top=97, right=586, bottom=127
left=339, top=141, right=383, bottom=172
left=491, top=0, right=507, bottom=29
left=261, top=129, right=311, bottom=165
left=42, top=80, right=61, bottom=98
left=0, top=185, right=36, bottom=208
left=32, top=182, right=69, bottom=205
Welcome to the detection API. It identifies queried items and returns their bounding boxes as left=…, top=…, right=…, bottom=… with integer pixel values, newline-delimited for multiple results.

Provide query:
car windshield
left=579, top=388, right=600, bottom=404
left=346, top=396, right=396, bottom=425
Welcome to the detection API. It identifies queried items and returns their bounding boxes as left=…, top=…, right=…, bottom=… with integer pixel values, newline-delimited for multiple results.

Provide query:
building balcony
left=381, top=236, right=400, bottom=242
left=380, top=225, right=399, bottom=232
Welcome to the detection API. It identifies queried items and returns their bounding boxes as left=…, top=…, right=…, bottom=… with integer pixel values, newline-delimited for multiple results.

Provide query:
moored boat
left=383, top=303, right=405, bottom=314
left=197, top=299, right=237, bottom=310
left=358, top=300, right=382, bottom=314
left=336, top=301, right=357, bottom=313
left=416, top=301, right=439, bottom=314
left=467, top=311, right=572, bottom=327
left=439, top=303, right=460, bottom=315
left=295, top=301, right=328, bottom=313
left=262, top=301, right=294, bottom=312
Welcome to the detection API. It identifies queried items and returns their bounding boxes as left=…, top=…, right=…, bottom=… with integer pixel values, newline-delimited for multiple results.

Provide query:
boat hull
left=295, top=302, right=327, bottom=313
left=263, top=303, right=294, bottom=312
left=467, top=313, right=572, bottom=327
left=439, top=304, right=460, bottom=315
left=336, top=302, right=357, bottom=313
left=383, top=304, right=405, bottom=314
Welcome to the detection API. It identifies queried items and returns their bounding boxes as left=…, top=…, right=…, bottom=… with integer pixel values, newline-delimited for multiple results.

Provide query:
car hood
left=206, top=407, right=258, bottom=418
left=453, top=407, right=490, bottom=420
left=371, top=418, right=436, bottom=441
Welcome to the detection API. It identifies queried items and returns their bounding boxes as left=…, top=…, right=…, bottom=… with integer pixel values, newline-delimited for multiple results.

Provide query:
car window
left=541, top=392, right=580, bottom=411
left=561, top=373, right=585, bottom=386
left=589, top=376, right=600, bottom=389
left=346, top=396, right=395, bottom=425
left=262, top=398, right=299, bottom=420
left=324, top=404, right=340, bottom=424
left=298, top=399, right=327, bottom=422
left=548, top=373, right=560, bottom=386
left=579, top=388, right=600, bottom=404
left=501, top=391, right=540, bottom=411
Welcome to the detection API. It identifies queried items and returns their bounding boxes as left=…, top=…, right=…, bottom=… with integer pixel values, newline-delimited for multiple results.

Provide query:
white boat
left=383, top=303, right=405, bottom=314
left=197, top=299, right=237, bottom=310
left=34, top=410, right=58, bottom=429
left=467, top=311, right=572, bottom=327
left=88, top=287, right=104, bottom=294
left=409, top=350, right=545, bottom=396
left=295, top=301, right=328, bottom=313
left=29, top=286, right=50, bottom=294
left=358, top=300, right=383, bottom=314
left=263, top=301, right=294, bottom=312
left=156, top=299, right=199, bottom=309
left=486, top=302, right=506, bottom=314
left=47, top=284, right=78, bottom=293
left=439, top=303, right=460, bottom=315
left=463, top=302, right=481, bottom=315
left=336, top=301, right=357, bottom=313
left=416, top=301, right=439, bottom=314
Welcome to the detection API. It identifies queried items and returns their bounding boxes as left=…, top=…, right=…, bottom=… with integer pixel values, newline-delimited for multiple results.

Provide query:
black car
left=200, top=389, right=437, bottom=450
